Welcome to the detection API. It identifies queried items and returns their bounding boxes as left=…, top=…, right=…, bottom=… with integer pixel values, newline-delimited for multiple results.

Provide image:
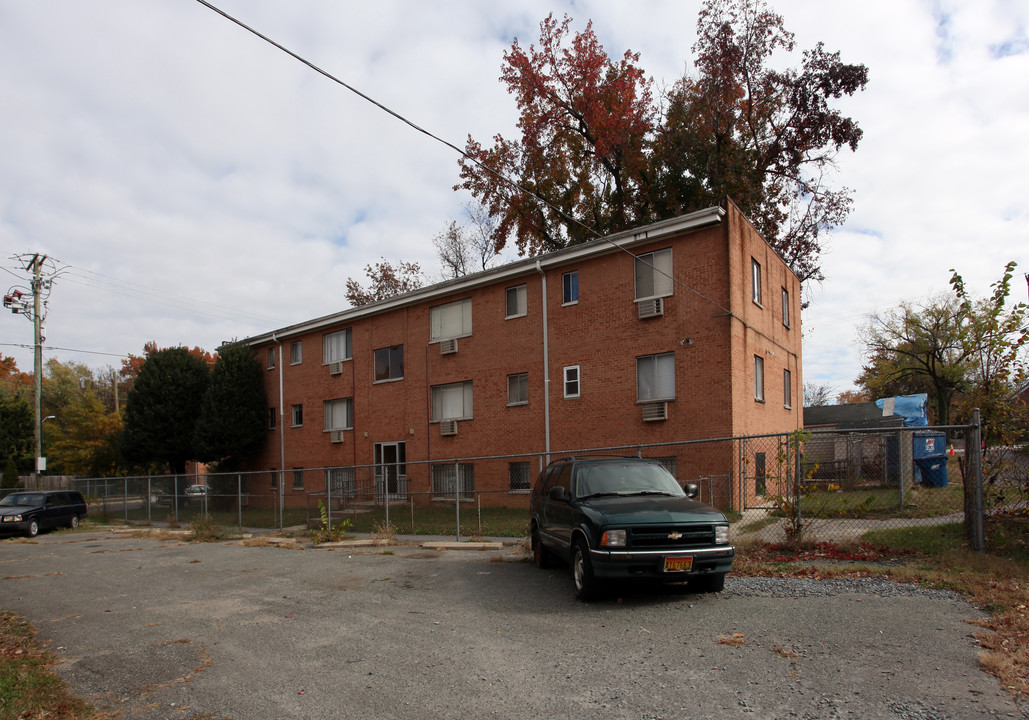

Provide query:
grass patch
left=785, top=482, right=965, bottom=520
left=738, top=513, right=1029, bottom=699
left=328, top=504, right=529, bottom=538
left=0, top=611, right=108, bottom=720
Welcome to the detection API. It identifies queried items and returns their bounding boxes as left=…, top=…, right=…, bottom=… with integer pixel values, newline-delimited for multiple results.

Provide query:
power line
left=192, top=0, right=734, bottom=318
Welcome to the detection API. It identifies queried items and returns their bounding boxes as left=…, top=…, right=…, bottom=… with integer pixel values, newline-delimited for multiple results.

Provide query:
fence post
left=454, top=459, right=461, bottom=542
left=123, top=477, right=128, bottom=523
left=792, top=434, right=802, bottom=535
left=326, top=470, right=332, bottom=534
left=237, top=473, right=242, bottom=530
left=146, top=477, right=151, bottom=525
left=969, top=409, right=986, bottom=552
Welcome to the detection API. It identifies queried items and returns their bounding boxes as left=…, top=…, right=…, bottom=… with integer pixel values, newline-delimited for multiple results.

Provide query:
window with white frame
left=431, top=463, right=474, bottom=499
left=783, top=369, right=792, bottom=409
left=291, top=404, right=303, bottom=427
left=563, top=365, right=580, bottom=398
left=751, top=258, right=762, bottom=305
left=267, top=346, right=276, bottom=369
left=637, top=352, right=676, bottom=402
left=781, top=287, right=790, bottom=329
left=290, top=341, right=302, bottom=365
left=509, top=461, right=531, bottom=491
left=323, top=398, right=353, bottom=431
left=431, top=381, right=473, bottom=421
left=430, top=298, right=472, bottom=341
left=634, top=248, right=673, bottom=300
left=506, top=284, right=527, bottom=319
left=323, top=329, right=352, bottom=364
left=373, top=345, right=404, bottom=382
left=507, top=372, right=528, bottom=406
left=754, top=356, right=765, bottom=402
left=562, top=271, right=578, bottom=304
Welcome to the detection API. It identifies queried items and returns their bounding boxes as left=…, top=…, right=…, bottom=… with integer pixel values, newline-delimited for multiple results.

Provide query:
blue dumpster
left=912, top=432, right=948, bottom=487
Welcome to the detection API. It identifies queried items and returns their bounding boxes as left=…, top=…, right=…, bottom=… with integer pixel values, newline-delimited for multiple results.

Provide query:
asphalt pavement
left=0, top=528, right=1024, bottom=720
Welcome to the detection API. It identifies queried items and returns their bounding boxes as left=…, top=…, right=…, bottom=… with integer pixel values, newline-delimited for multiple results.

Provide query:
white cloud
left=0, top=0, right=1025, bottom=402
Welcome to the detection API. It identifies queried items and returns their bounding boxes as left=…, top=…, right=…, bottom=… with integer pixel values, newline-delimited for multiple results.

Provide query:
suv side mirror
left=548, top=485, right=568, bottom=502
left=684, top=483, right=699, bottom=499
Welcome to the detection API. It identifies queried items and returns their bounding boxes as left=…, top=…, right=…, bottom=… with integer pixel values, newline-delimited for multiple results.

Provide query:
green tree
left=3, top=455, right=20, bottom=487
left=457, top=0, right=867, bottom=284
left=122, top=347, right=210, bottom=475
left=0, top=396, right=32, bottom=475
left=857, top=295, right=968, bottom=426
left=951, top=261, right=1029, bottom=448
left=40, top=359, right=125, bottom=477
left=193, top=343, right=268, bottom=471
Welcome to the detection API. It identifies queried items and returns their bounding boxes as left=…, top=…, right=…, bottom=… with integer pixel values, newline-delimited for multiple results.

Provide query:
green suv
left=529, top=456, right=734, bottom=600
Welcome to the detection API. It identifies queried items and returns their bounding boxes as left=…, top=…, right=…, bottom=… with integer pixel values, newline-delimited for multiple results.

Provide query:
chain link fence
left=6, top=421, right=1015, bottom=551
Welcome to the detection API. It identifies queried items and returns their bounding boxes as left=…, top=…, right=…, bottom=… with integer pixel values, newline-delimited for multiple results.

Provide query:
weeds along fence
left=11, top=419, right=1017, bottom=550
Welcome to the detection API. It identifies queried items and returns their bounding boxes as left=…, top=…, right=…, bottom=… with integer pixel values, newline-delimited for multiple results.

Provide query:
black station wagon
left=529, top=456, right=734, bottom=600
left=0, top=490, right=88, bottom=538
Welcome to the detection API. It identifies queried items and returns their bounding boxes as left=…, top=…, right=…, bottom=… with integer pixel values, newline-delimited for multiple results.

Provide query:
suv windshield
left=0, top=493, right=43, bottom=507
left=576, top=462, right=685, bottom=499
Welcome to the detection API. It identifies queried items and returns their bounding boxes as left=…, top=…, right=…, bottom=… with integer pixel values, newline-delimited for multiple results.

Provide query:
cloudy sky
left=1, top=0, right=1026, bottom=398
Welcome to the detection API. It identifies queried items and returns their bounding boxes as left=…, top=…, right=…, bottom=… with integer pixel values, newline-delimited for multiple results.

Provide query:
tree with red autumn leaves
left=457, top=0, right=868, bottom=284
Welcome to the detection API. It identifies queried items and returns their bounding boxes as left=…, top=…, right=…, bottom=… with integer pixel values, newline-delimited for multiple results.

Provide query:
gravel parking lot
left=0, top=529, right=1024, bottom=720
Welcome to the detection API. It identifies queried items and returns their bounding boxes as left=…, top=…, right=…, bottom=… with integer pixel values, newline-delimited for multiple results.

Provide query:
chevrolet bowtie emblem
left=668, top=532, right=683, bottom=540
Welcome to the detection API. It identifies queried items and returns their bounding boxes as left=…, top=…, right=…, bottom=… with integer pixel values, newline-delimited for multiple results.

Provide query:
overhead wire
left=192, top=0, right=734, bottom=317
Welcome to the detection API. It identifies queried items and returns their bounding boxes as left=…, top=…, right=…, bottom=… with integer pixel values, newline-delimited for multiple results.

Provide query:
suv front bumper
left=589, top=545, right=735, bottom=580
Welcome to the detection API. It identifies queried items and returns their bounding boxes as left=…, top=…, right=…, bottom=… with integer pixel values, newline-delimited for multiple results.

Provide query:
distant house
left=239, top=200, right=803, bottom=510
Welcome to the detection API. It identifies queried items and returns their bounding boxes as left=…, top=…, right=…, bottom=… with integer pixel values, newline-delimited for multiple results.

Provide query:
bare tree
left=433, top=202, right=502, bottom=280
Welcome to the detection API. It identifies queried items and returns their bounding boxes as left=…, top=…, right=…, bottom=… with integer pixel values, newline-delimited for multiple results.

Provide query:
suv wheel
left=27, top=519, right=39, bottom=538
left=69, top=515, right=80, bottom=529
left=531, top=525, right=553, bottom=569
left=572, top=539, right=598, bottom=601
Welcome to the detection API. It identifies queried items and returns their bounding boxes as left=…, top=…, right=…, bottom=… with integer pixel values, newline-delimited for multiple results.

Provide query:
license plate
left=663, top=556, right=693, bottom=573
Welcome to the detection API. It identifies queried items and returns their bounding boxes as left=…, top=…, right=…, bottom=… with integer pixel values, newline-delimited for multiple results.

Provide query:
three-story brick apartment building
left=241, top=200, right=803, bottom=511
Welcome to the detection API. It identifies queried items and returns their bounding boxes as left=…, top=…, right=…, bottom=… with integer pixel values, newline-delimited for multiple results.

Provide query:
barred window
left=325, top=467, right=355, bottom=497
left=509, top=462, right=531, bottom=491
left=431, top=463, right=474, bottom=499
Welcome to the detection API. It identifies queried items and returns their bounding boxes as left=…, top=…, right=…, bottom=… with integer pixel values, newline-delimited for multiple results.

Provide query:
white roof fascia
left=243, top=206, right=725, bottom=346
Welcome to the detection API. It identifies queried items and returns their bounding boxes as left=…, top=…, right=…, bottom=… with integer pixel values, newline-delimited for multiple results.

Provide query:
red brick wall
left=243, top=206, right=802, bottom=510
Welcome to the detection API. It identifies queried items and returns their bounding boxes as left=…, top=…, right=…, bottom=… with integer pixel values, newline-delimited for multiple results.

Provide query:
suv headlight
left=3, top=515, right=22, bottom=522
left=714, top=525, right=730, bottom=545
left=600, top=529, right=626, bottom=547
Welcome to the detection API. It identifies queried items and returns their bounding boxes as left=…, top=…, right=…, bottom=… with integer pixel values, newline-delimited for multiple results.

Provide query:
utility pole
left=3, top=253, right=52, bottom=489
left=30, top=255, right=45, bottom=485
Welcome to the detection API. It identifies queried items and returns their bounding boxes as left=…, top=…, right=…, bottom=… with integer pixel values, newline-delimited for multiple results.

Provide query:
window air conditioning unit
left=642, top=401, right=668, bottom=422
left=328, top=361, right=344, bottom=375
left=440, top=419, right=458, bottom=436
left=329, top=430, right=345, bottom=444
left=638, top=297, right=664, bottom=319
left=440, top=338, right=458, bottom=355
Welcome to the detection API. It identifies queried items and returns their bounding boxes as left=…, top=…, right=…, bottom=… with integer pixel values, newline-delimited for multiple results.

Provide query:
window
left=755, top=452, right=767, bottom=495
left=270, top=469, right=277, bottom=489
left=323, top=329, right=352, bottom=364
left=637, top=352, right=676, bottom=402
left=432, top=463, right=475, bottom=499
left=507, top=373, right=528, bottom=406
left=374, top=345, right=404, bottom=382
left=431, top=381, right=473, bottom=421
left=267, top=346, right=276, bottom=369
left=655, top=457, right=678, bottom=479
left=506, top=285, right=527, bottom=318
left=751, top=258, right=762, bottom=305
left=326, top=467, right=355, bottom=497
left=324, top=398, right=353, bottom=431
left=290, top=341, right=302, bottom=365
left=268, top=407, right=276, bottom=431
left=783, top=369, right=792, bottom=409
left=509, top=461, right=531, bottom=491
left=562, top=271, right=579, bottom=304
left=781, top=288, right=790, bottom=329
left=754, top=356, right=765, bottom=402
left=292, top=404, right=303, bottom=427
left=430, top=298, right=472, bottom=341
left=293, top=468, right=304, bottom=490
left=563, top=366, right=580, bottom=398
left=634, top=248, right=673, bottom=300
